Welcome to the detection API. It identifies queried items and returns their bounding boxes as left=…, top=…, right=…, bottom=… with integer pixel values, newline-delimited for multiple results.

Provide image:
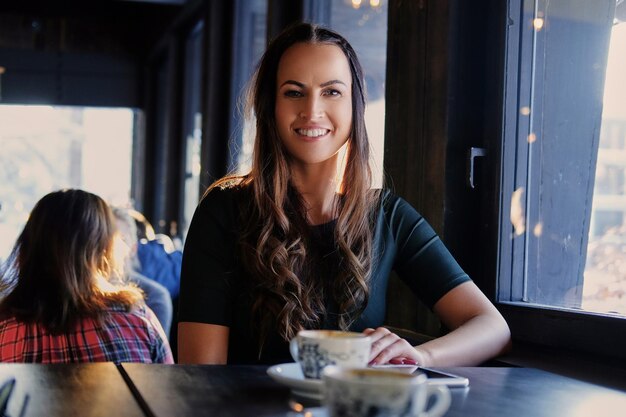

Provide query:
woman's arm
left=177, top=322, right=229, bottom=364
left=417, top=281, right=511, bottom=366
left=177, top=188, right=241, bottom=365
left=367, top=281, right=511, bottom=366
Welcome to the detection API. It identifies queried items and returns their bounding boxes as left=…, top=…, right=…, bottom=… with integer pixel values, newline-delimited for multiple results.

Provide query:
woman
left=178, top=23, right=511, bottom=366
left=0, top=189, right=173, bottom=363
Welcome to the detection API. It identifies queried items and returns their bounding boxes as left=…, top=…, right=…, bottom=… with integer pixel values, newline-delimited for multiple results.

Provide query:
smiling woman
left=275, top=42, right=353, bottom=173
left=177, top=23, right=511, bottom=367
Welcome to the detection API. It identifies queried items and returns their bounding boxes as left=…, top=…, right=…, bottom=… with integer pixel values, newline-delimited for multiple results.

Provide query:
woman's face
left=275, top=42, right=353, bottom=167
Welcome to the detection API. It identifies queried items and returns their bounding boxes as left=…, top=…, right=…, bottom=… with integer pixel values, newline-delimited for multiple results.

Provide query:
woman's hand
left=363, top=327, right=426, bottom=366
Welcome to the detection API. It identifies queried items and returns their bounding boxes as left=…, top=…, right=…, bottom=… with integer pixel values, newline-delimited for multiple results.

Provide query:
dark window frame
left=492, top=0, right=626, bottom=361
left=178, top=18, right=205, bottom=239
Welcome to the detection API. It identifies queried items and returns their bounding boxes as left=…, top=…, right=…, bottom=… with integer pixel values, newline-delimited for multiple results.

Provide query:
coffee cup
left=289, top=330, right=371, bottom=379
left=322, top=366, right=451, bottom=417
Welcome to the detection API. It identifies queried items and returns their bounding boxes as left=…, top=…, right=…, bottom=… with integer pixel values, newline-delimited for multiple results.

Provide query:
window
left=498, top=0, right=626, bottom=357
left=0, top=105, right=136, bottom=262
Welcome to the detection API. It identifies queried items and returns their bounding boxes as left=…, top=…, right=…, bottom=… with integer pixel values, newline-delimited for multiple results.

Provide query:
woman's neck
left=290, top=160, right=340, bottom=225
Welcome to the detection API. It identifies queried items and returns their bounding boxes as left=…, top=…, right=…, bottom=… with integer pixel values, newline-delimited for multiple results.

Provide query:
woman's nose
left=299, top=96, right=323, bottom=119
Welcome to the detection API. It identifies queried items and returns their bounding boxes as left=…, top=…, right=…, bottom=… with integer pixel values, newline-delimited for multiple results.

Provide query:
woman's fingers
left=364, top=327, right=420, bottom=365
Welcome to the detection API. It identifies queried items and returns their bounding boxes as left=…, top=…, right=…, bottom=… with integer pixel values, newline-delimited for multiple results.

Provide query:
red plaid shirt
left=0, top=305, right=174, bottom=364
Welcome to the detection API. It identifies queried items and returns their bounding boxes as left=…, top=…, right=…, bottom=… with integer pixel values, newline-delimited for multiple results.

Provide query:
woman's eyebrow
left=279, top=79, right=348, bottom=88
left=320, top=79, right=347, bottom=88
left=280, top=80, right=305, bottom=88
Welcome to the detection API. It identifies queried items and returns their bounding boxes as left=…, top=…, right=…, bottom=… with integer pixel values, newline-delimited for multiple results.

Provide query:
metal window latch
left=467, top=147, right=487, bottom=189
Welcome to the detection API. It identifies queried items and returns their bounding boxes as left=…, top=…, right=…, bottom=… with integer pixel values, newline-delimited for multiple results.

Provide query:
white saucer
left=267, top=362, right=323, bottom=400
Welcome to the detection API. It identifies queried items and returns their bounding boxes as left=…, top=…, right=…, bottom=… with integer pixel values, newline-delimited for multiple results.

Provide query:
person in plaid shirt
left=0, top=189, right=173, bottom=364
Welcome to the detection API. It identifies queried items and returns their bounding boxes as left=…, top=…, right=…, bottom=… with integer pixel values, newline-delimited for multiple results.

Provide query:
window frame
left=493, top=0, right=626, bottom=361
left=179, top=19, right=205, bottom=241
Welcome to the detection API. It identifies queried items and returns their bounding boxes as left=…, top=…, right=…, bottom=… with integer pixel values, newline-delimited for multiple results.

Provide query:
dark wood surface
left=444, top=367, right=626, bottom=417
left=121, top=364, right=294, bottom=416
left=0, top=363, right=144, bottom=417
left=121, top=364, right=626, bottom=417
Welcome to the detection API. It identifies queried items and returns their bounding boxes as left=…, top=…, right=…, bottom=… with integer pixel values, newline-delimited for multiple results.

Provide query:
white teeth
left=296, top=128, right=329, bottom=137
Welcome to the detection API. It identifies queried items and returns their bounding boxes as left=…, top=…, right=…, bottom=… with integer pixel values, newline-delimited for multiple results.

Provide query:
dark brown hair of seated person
left=208, top=22, right=381, bottom=354
left=0, top=189, right=143, bottom=334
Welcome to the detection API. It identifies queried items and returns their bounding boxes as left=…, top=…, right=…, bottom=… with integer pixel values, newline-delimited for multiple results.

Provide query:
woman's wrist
left=413, top=346, right=431, bottom=367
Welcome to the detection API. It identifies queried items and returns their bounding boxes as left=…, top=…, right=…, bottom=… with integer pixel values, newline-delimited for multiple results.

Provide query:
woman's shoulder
left=104, top=304, right=155, bottom=328
left=202, top=178, right=247, bottom=202
left=375, top=188, right=424, bottom=222
left=197, top=178, right=250, bottom=215
left=0, top=315, right=21, bottom=332
left=376, top=189, right=416, bottom=211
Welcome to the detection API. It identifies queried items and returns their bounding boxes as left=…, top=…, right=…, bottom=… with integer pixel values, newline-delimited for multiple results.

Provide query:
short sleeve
left=384, top=193, right=471, bottom=309
left=178, top=186, right=241, bottom=326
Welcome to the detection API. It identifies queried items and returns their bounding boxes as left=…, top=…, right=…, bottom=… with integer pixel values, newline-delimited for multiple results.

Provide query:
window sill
left=496, top=341, right=626, bottom=392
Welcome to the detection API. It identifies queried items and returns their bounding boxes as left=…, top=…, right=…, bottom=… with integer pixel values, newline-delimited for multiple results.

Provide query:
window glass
left=328, top=0, right=388, bottom=188
left=500, top=0, right=625, bottom=317
left=0, top=105, right=136, bottom=262
left=585, top=16, right=626, bottom=315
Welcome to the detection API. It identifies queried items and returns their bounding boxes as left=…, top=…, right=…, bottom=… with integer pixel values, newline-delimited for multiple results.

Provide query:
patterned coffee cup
left=322, top=366, right=451, bottom=417
left=289, top=330, right=371, bottom=379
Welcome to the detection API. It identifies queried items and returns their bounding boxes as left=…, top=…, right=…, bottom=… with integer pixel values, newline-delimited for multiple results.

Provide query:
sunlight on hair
left=95, top=274, right=119, bottom=294
left=336, top=142, right=349, bottom=194
left=112, top=233, right=132, bottom=273
left=510, top=187, right=526, bottom=236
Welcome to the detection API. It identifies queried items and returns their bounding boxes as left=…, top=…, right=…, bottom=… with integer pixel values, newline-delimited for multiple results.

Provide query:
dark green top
left=179, top=186, right=470, bottom=364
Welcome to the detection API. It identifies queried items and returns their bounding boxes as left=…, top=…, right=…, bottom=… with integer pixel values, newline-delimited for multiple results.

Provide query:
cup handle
left=419, top=385, right=451, bottom=417
left=289, top=337, right=299, bottom=362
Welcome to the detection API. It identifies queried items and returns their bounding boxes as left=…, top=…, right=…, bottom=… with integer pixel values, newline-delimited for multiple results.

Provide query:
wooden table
left=0, top=363, right=144, bottom=417
left=120, top=364, right=626, bottom=417
left=1, top=363, right=625, bottom=416
left=119, top=364, right=292, bottom=416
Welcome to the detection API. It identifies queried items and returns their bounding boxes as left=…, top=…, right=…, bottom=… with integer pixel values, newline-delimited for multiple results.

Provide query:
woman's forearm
left=415, top=313, right=512, bottom=367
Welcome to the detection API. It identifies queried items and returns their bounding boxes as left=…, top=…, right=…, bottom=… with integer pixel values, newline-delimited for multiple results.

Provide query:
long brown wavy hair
left=211, top=23, right=381, bottom=349
left=0, top=189, right=143, bottom=334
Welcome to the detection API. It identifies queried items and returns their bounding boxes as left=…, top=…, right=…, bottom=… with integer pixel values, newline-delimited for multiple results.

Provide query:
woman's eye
left=323, top=89, right=341, bottom=97
left=284, top=90, right=303, bottom=98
